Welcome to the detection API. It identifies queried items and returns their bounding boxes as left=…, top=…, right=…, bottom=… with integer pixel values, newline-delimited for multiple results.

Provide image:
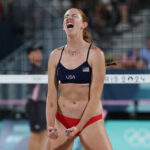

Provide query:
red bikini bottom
left=56, top=112, right=102, bottom=136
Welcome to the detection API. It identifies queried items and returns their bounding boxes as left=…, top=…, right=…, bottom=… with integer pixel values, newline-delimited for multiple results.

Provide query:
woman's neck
left=66, top=35, right=86, bottom=51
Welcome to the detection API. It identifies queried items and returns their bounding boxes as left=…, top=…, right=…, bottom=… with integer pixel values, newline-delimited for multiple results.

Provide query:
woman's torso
left=56, top=44, right=103, bottom=118
left=57, top=84, right=103, bottom=118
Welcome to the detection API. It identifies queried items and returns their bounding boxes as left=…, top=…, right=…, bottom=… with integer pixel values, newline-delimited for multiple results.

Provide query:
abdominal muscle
left=57, top=83, right=103, bottom=119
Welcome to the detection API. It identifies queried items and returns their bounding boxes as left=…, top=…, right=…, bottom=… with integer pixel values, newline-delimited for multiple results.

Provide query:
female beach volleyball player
left=45, top=8, right=113, bottom=150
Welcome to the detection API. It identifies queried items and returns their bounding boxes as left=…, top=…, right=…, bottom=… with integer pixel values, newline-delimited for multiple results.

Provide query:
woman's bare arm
left=46, top=50, right=59, bottom=128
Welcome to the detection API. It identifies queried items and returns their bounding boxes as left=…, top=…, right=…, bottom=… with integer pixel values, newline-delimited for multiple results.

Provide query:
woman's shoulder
left=48, top=46, right=64, bottom=65
left=50, top=46, right=64, bottom=57
left=90, top=44, right=104, bottom=59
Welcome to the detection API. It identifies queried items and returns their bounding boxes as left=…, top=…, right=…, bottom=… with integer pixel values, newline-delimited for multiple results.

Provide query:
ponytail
left=83, top=28, right=91, bottom=43
left=105, top=61, right=117, bottom=69
left=106, top=62, right=117, bottom=66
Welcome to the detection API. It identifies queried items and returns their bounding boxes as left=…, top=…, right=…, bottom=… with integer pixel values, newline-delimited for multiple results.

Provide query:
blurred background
left=0, top=0, right=150, bottom=150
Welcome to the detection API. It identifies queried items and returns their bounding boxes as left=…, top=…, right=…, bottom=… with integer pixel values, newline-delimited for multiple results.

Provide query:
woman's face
left=63, top=8, right=87, bottom=36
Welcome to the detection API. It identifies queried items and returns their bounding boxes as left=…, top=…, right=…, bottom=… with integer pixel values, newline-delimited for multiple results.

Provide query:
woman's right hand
left=48, top=126, right=58, bottom=140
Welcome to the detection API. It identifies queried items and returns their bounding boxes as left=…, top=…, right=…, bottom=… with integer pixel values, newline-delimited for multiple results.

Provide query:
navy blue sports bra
left=57, top=43, right=92, bottom=84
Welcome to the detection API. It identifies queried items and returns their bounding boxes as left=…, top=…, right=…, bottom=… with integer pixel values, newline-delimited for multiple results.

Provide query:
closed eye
left=64, top=15, right=68, bottom=19
left=64, top=14, right=78, bottom=19
left=72, top=14, right=78, bottom=17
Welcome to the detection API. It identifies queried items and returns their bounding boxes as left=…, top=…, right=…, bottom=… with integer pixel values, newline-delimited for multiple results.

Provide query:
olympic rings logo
left=124, top=128, right=150, bottom=147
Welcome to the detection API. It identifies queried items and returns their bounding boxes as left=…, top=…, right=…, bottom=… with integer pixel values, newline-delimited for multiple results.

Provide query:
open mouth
left=67, top=23, right=74, bottom=29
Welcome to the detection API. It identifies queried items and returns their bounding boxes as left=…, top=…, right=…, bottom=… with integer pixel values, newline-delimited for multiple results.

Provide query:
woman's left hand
left=65, top=126, right=79, bottom=138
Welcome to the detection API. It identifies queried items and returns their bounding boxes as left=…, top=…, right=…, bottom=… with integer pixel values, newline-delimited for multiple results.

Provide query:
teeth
left=67, top=23, right=73, bottom=26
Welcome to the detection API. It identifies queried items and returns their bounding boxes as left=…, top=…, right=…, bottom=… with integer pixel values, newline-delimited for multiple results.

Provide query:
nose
left=67, top=18, right=71, bottom=22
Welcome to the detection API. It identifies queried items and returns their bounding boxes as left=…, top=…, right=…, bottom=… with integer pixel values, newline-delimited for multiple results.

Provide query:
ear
left=83, top=22, right=88, bottom=29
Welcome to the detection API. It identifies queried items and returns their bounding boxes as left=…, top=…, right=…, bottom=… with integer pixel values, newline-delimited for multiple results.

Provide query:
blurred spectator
left=136, top=57, right=148, bottom=69
left=122, top=49, right=138, bottom=69
left=139, top=37, right=150, bottom=69
left=95, top=0, right=112, bottom=33
left=115, top=0, right=131, bottom=32
left=91, top=0, right=121, bottom=35
left=25, top=46, right=47, bottom=150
